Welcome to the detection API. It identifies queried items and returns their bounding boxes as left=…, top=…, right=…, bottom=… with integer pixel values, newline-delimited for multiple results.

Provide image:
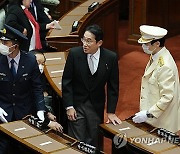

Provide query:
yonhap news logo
left=113, top=133, right=127, bottom=148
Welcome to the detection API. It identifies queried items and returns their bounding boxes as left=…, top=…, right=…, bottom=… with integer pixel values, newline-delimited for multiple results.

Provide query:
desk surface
left=0, top=120, right=83, bottom=153
left=100, top=120, right=180, bottom=154
left=44, top=52, right=67, bottom=96
left=48, top=0, right=105, bottom=37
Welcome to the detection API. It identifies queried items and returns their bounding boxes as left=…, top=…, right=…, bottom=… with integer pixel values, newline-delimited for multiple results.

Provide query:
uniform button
left=13, top=103, right=15, bottom=106
left=13, top=84, right=15, bottom=86
left=142, top=87, right=144, bottom=89
left=13, top=94, right=15, bottom=96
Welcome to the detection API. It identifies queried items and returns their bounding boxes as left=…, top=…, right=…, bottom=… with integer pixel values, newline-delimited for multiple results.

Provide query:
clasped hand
left=132, top=110, right=147, bottom=123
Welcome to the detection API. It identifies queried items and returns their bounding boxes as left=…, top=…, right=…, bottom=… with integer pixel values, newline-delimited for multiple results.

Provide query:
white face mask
left=39, top=64, right=44, bottom=74
left=142, top=44, right=152, bottom=55
left=142, top=44, right=157, bottom=55
left=0, top=43, right=16, bottom=56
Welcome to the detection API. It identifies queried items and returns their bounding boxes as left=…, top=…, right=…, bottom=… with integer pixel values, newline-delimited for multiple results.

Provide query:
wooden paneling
left=128, top=0, right=180, bottom=44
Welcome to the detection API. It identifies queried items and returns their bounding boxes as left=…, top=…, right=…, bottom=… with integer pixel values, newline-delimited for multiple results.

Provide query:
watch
left=146, top=111, right=154, bottom=118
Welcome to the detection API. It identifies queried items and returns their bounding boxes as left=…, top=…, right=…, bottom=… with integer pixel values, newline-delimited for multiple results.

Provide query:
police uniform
left=0, top=25, right=45, bottom=153
left=136, top=25, right=180, bottom=132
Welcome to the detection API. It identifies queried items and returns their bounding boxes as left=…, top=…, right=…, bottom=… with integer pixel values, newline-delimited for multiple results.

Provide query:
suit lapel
left=91, top=49, right=106, bottom=90
left=0, top=56, right=13, bottom=80
left=144, top=57, right=159, bottom=76
left=79, top=50, right=90, bottom=90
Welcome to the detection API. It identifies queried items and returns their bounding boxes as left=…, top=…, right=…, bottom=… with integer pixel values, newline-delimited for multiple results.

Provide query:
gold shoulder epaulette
left=158, top=56, right=164, bottom=67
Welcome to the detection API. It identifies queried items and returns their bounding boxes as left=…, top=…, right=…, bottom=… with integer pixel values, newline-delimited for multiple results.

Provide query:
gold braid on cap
left=140, top=37, right=155, bottom=42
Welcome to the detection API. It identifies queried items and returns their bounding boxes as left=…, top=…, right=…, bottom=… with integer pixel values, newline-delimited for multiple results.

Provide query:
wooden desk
left=100, top=119, right=180, bottom=154
left=44, top=52, right=67, bottom=97
left=47, top=0, right=119, bottom=54
left=0, top=120, right=84, bottom=153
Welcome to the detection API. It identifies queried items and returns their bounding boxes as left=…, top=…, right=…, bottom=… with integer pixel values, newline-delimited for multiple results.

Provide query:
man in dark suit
left=62, top=24, right=121, bottom=147
left=5, top=0, right=55, bottom=52
left=0, top=24, right=45, bottom=153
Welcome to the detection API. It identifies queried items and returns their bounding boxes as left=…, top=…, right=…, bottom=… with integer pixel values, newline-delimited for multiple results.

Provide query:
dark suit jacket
left=0, top=51, right=45, bottom=122
left=62, top=46, right=119, bottom=119
left=29, top=0, right=51, bottom=45
left=5, top=4, right=48, bottom=51
left=29, top=0, right=51, bottom=25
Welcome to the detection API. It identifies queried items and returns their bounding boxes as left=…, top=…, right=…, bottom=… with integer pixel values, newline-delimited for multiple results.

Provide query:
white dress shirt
left=21, top=5, right=36, bottom=51
left=7, top=51, right=20, bottom=73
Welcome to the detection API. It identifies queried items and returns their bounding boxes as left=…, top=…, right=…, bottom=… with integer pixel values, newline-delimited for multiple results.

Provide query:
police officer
left=132, top=25, right=180, bottom=133
left=0, top=24, right=45, bottom=153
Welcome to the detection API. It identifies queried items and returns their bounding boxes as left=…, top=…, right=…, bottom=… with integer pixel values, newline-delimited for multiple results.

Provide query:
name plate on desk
left=105, top=121, right=147, bottom=138
left=25, top=134, right=67, bottom=153
left=0, top=121, right=42, bottom=139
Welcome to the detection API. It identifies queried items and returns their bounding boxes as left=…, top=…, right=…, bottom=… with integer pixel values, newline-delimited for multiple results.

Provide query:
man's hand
left=176, top=130, right=180, bottom=137
left=0, top=107, right=8, bottom=123
left=66, top=108, right=77, bottom=121
left=48, top=121, right=63, bottom=132
left=37, top=110, right=45, bottom=122
left=23, top=28, right=27, bottom=36
left=132, top=110, right=148, bottom=123
left=46, top=21, right=55, bottom=29
left=47, top=112, right=56, bottom=121
left=106, top=113, right=122, bottom=125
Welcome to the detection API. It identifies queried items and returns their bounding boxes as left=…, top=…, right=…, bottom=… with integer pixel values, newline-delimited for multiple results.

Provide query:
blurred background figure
left=5, top=0, right=56, bottom=52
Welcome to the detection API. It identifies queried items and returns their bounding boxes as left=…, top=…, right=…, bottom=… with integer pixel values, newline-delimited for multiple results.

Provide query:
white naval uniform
left=140, top=47, right=180, bottom=132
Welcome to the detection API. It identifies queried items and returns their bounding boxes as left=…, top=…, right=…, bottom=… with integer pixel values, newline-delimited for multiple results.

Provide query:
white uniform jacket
left=140, top=47, right=180, bottom=132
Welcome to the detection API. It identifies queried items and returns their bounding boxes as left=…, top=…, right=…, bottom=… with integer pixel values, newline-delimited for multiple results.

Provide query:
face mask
left=0, top=43, right=15, bottom=56
left=142, top=44, right=152, bottom=55
left=39, top=64, right=44, bottom=74
left=142, top=44, right=157, bottom=55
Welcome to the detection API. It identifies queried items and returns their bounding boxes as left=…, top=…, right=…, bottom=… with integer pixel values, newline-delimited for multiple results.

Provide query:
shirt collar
left=88, top=48, right=100, bottom=60
left=7, top=52, right=21, bottom=65
left=152, top=47, right=165, bottom=61
left=21, top=5, right=26, bottom=10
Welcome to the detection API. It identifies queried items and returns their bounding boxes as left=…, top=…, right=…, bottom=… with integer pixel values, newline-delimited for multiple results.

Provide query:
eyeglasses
left=81, top=38, right=96, bottom=46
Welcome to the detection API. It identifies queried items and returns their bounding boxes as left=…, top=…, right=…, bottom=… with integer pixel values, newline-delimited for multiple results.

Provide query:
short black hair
left=85, top=24, right=103, bottom=42
left=151, top=37, right=166, bottom=47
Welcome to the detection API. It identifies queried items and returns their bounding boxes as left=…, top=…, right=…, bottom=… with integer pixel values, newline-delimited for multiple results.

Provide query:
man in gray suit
left=62, top=24, right=121, bottom=147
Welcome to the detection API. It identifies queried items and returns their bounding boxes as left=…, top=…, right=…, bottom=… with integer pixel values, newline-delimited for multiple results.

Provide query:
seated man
left=30, top=50, right=63, bottom=132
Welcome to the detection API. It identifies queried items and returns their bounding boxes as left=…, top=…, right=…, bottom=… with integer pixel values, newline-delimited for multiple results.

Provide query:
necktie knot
left=10, top=59, right=15, bottom=64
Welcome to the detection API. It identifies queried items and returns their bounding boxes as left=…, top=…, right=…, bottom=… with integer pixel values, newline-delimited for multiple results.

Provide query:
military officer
left=132, top=25, right=180, bottom=133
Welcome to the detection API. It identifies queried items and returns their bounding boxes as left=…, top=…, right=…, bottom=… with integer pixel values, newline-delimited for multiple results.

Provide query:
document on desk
left=25, top=134, right=67, bottom=153
left=53, top=20, right=62, bottom=30
left=105, top=121, right=147, bottom=138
